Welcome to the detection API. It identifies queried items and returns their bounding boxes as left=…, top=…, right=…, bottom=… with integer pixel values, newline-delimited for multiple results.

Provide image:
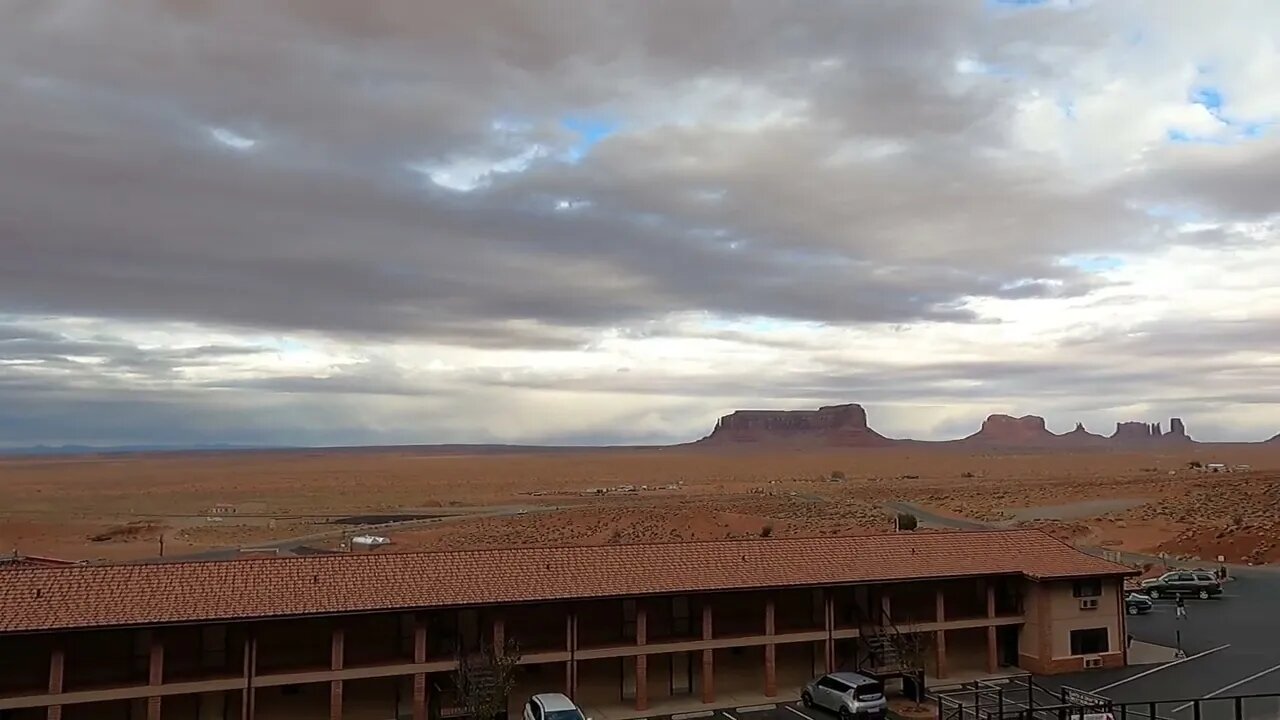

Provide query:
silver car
left=802, top=672, right=888, bottom=720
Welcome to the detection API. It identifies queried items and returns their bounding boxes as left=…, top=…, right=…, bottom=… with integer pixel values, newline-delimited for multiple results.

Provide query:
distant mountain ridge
left=698, top=403, right=1268, bottom=448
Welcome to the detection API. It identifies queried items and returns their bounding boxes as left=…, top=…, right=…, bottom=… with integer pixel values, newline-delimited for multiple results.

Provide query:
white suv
left=524, top=693, right=588, bottom=720
left=802, top=672, right=888, bottom=720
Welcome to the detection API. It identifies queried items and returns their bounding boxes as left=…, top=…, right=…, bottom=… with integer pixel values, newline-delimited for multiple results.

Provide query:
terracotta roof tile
left=0, top=529, right=1132, bottom=634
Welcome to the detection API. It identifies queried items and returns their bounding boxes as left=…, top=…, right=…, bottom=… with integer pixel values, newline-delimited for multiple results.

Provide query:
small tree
left=895, top=625, right=930, bottom=709
left=896, top=512, right=919, bottom=531
left=455, top=638, right=522, bottom=720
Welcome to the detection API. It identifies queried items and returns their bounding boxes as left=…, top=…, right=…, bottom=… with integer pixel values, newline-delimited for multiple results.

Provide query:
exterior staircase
left=862, top=632, right=907, bottom=675
left=850, top=596, right=924, bottom=681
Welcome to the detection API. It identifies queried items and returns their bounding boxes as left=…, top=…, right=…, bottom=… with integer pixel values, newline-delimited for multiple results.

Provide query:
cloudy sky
left=2, top=0, right=1279, bottom=448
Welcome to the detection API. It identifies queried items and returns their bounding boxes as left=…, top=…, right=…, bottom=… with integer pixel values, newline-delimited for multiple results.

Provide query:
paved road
left=137, top=504, right=563, bottom=563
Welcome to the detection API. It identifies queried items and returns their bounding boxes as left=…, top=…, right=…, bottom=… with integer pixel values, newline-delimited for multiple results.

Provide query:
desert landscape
left=3, top=404, right=1279, bottom=567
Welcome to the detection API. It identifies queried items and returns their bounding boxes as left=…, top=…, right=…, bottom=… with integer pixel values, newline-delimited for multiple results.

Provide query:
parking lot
left=644, top=699, right=839, bottom=720
left=1036, top=568, right=1280, bottom=720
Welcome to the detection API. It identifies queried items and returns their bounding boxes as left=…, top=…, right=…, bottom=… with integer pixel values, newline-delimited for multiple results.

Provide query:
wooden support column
left=934, top=590, right=948, bottom=679
left=46, top=646, right=65, bottom=720
left=565, top=610, right=579, bottom=699
left=764, top=597, right=777, bottom=697
left=413, top=616, right=429, bottom=720
left=986, top=582, right=999, bottom=673
left=330, top=627, right=345, bottom=720
left=636, top=604, right=649, bottom=711
left=701, top=601, right=714, bottom=704
left=880, top=591, right=892, bottom=624
left=147, top=632, right=164, bottom=720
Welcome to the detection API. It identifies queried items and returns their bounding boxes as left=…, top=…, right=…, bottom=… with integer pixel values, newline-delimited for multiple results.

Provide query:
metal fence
left=935, top=675, right=1280, bottom=720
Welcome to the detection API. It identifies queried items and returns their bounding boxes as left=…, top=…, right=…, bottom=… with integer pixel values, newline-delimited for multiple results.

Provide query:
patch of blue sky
left=1166, top=123, right=1271, bottom=145
left=1058, top=98, right=1075, bottom=120
left=1131, top=202, right=1204, bottom=223
left=1059, top=255, right=1126, bottom=273
left=559, top=115, right=620, bottom=162
left=699, top=314, right=819, bottom=334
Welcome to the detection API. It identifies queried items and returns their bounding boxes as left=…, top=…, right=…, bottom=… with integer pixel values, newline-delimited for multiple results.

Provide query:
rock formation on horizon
left=697, top=403, right=1220, bottom=448
left=964, top=414, right=1055, bottom=446
left=699, top=403, right=892, bottom=446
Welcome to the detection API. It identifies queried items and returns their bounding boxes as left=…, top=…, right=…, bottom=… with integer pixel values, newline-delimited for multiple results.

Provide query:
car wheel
left=802, top=693, right=814, bottom=709
left=1148, top=588, right=1160, bottom=599
left=1127, top=605, right=1139, bottom=615
left=840, top=708, right=853, bottom=720
left=1198, top=589, right=1210, bottom=599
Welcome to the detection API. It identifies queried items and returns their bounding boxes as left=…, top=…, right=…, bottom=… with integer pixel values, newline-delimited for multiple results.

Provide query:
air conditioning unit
left=1083, top=656, right=1104, bottom=669
left=1079, top=597, right=1100, bottom=610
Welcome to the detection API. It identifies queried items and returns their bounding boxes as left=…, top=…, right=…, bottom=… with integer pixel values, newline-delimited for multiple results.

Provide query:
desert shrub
left=896, top=512, right=919, bottom=531
left=1187, top=461, right=1203, bottom=469
left=830, top=470, right=846, bottom=480
left=960, top=472, right=976, bottom=479
left=760, top=524, right=774, bottom=538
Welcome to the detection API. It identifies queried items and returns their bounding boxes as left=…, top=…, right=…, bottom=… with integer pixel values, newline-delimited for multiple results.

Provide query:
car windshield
left=546, top=710, right=585, bottom=720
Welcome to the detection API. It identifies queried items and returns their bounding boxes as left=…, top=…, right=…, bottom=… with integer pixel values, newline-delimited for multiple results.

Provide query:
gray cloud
left=1, top=1, right=1278, bottom=447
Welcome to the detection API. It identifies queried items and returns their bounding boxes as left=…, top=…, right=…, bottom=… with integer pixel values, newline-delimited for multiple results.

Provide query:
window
left=1072, top=579, right=1102, bottom=598
left=1069, top=628, right=1110, bottom=655
left=818, top=676, right=850, bottom=692
left=854, top=682, right=884, bottom=700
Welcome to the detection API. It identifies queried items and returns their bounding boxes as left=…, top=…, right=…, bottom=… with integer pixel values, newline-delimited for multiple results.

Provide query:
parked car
left=523, top=693, right=588, bottom=720
left=1140, top=571, right=1222, bottom=599
left=1125, top=592, right=1153, bottom=615
left=802, top=672, right=888, bottom=720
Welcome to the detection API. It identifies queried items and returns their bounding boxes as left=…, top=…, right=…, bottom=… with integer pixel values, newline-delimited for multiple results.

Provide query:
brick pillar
left=936, top=630, right=948, bottom=679
left=636, top=604, right=648, bottom=711
left=330, top=627, right=345, bottom=720
left=986, top=582, right=998, bottom=673
left=701, top=601, right=714, bottom=704
left=764, top=597, right=777, bottom=697
left=46, top=646, right=65, bottom=720
left=414, top=616, right=428, bottom=720
left=147, top=632, right=164, bottom=720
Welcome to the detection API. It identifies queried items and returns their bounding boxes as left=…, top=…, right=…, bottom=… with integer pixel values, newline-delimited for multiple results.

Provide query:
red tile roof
left=0, top=529, right=1132, bottom=634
